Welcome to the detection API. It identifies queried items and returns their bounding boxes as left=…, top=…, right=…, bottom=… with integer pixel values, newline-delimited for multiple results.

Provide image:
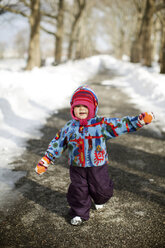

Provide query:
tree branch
left=155, top=3, right=165, bottom=12
left=40, top=25, right=57, bottom=37
left=19, top=0, right=30, bottom=8
left=156, top=12, right=165, bottom=25
left=0, top=4, right=29, bottom=18
left=40, top=10, right=57, bottom=19
left=77, top=0, right=81, bottom=9
left=132, top=0, right=143, bottom=13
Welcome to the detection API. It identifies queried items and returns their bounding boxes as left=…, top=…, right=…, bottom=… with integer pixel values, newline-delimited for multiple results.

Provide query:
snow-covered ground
left=0, top=55, right=165, bottom=205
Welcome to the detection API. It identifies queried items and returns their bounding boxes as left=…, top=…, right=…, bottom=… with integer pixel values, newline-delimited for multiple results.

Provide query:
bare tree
left=131, top=0, right=165, bottom=66
left=98, top=0, right=138, bottom=59
left=130, top=0, right=146, bottom=63
left=74, top=1, right=104, bottom=59
left=157, top=1, right=165, bottom=73
left=139, top=0, right=155, bottom=67
left=1, top=0, right=165, bottom=72
left=160, top=25, right=165, bottom=73
left=67, top=0, right=86, bottom=60
left=40, top=0, right=65, bottom=64
left=26, top=0, right=41, bottom=70
left=54, top=0, right=64, bottom=64
left=0, top=0, right=41, bottom=70
left=14, top=29, right=29, bottom=58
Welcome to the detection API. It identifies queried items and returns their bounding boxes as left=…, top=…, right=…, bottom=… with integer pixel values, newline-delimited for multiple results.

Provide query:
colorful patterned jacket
left=45, top=115, right=142, bottom=168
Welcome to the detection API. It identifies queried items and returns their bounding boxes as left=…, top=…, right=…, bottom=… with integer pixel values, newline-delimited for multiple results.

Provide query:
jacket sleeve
left=103, top=115, right=141, bottom=140
left=45, top=125, right=69, bottom=162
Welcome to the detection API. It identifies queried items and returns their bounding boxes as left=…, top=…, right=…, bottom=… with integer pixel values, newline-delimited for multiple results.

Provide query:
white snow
left=101, top=56, right=165, bottom=133
left=0, top=55, right=164, bottom=205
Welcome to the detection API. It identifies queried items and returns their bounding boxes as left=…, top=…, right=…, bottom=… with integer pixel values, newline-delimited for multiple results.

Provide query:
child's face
left=74, top=105, right=89, bottom=119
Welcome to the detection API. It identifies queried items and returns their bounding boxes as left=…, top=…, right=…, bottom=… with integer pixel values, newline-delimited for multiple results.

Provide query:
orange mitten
left=138, top=112, right=154, bottom=125
left=35, top=155, right=51, bottom=175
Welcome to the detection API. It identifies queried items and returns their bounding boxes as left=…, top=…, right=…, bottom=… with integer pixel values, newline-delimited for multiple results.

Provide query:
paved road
left=0, top=69, right=165, bottom=248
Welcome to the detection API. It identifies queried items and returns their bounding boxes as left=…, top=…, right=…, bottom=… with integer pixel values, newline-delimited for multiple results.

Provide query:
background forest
left=0, top=0, right=165, bottom=73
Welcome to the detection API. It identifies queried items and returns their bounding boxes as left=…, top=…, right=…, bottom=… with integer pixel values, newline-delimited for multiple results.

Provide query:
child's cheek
left=74, top=108, right=79, bottom=118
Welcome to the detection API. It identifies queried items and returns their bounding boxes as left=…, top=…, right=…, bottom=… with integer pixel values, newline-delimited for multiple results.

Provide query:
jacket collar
left=72, top=116, right=98, bottom=126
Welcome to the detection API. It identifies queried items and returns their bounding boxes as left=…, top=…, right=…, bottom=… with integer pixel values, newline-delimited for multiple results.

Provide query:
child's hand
left=138, top=112, right=155, bottom=125
left=35, top=155, right=51, bottom=175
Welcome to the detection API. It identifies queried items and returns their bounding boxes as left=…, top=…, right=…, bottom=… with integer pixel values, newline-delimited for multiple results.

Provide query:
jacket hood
left=70, top=86, right=98, bottom=121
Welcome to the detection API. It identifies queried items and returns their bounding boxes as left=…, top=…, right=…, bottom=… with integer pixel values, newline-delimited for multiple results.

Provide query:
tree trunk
left=54, top=0, right=64, bottom=65
left=68, top=36, right=74, bottom=60
left=130, top=8, right=143, bottom=63
left=160, top=23, right=165, bottom=73
left=68, top=17, right=80, bottom=60
left=68, top=0, right=86, bottom=60
left=116, top=29, right=125, bottom=59
left=140, top=0, right=155, bottom=67
left=130, top=39, right=142, bottom=63
left=26, top=0, right=41, bottom=70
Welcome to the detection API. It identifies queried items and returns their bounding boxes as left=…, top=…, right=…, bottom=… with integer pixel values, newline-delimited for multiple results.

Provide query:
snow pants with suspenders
left=67, top=164, right=114, bottom=220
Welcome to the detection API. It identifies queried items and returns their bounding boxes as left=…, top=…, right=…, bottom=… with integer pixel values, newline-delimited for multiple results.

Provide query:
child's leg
left=67, top=166, right=91, bottom=221
left=88, top=164, right=113, bottom=205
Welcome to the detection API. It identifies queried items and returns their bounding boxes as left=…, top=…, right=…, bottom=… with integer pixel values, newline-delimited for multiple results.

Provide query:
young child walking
left=35, top=86, right=154, bottom=226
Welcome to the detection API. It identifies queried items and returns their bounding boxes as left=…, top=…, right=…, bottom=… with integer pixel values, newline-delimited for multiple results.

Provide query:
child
left=35, top=86, right=154, bottom=226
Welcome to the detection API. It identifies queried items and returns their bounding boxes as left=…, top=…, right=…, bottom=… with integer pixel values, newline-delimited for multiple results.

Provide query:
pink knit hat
left=70, top=86, right=98, bottom=122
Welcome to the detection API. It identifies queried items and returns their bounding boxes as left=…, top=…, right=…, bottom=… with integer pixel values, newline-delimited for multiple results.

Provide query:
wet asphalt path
left=0, top=69, right=165, bottom=248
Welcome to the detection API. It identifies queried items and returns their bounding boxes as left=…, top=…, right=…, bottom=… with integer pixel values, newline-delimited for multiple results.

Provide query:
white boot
left=71, top=216, right=82, bottom=226
left=95, top=204, right=104, bottom=210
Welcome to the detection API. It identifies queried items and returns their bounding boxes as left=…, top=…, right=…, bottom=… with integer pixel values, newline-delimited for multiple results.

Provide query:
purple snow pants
left=67, top=164, right=113, bottom=220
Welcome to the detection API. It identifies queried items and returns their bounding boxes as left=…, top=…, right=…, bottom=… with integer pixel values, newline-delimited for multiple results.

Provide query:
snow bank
left=0, top=56, right=102, bottom=202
